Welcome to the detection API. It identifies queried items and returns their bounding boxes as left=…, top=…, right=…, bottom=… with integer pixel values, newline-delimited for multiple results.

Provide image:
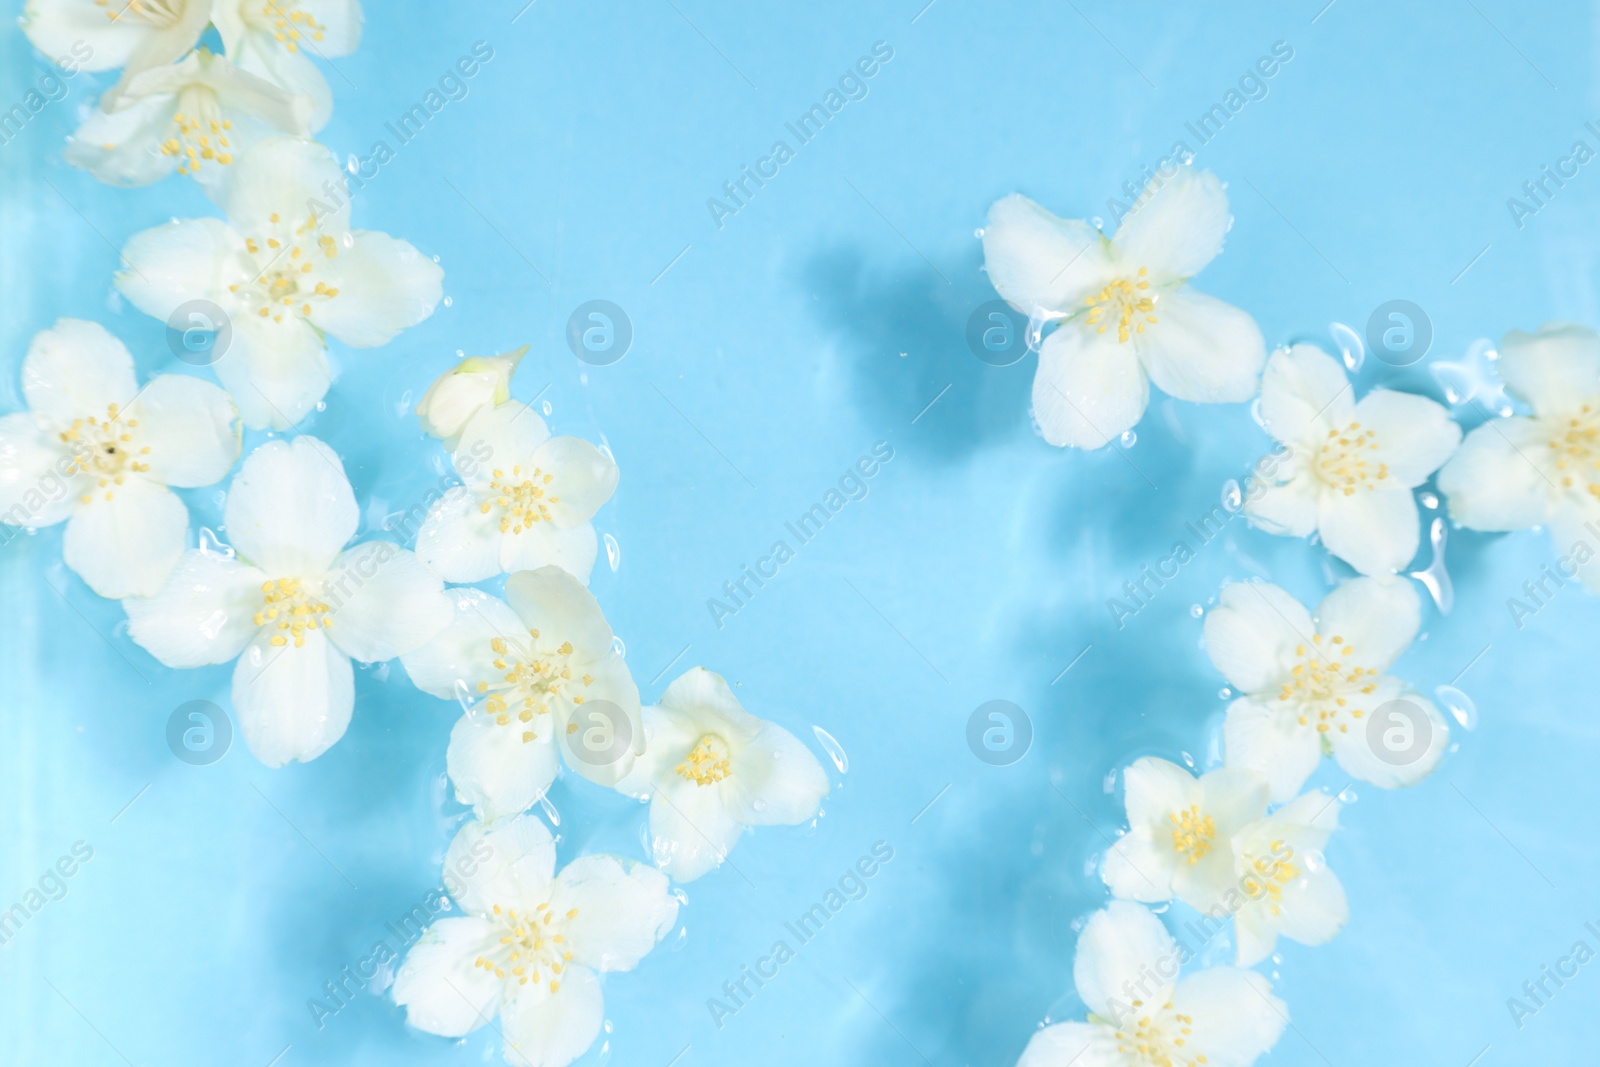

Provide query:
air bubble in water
left=611, top=635, right=626, bottom=657
left=442, top=295, right=453, bottom=308
left=1330, top=320, right=1364, bottom=372
left=1120, top=430, right=1137, bottom=448
left=1419, top=490, right=1439, bottom=509
left=1220, top=479, right=1242, bottom=511
left=812, top=725, right=848, bottom=773
left=1190, top=604, right=1204, bottom=618
left=1436, top=684, right=1478, bottom=730
left=453, top=679, right=476, bottom=715
left=542, top=400, right=554, bottom=417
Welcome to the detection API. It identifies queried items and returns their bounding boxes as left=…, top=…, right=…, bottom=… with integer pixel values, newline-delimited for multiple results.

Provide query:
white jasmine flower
left=414, top=346, right=527, bottom=447
left=214, top=0, right=363, bottom=129
left=123, top=436, right=452, bottom=766
left=67, top=48, right=314, bottom=191
left=115, top=136, right=444, bottom=429
left=1016, top=900, right=1285, bottom=1067
left=616, top=667, right=829, bottom=883
left=1102, top=757, right=1269, bottom=912
left=981, top=168, right=1266, bottom=449
left=1438, top=322, right=1600, bottom=591
left=393, top=814, right=678, bottom=1067
left=1203, top=576, right=1449, bottom=802
left=1229, top=790, right=1347, bottom=967
left=22, top=0, right=212, bottom=85
left=401, top=566, right=643, bottom=822
left=415, top=401, right=617, bottom=585
left=1244, top=343, right=1461, bottom=576
left=0, top=319, right=239, bottom=598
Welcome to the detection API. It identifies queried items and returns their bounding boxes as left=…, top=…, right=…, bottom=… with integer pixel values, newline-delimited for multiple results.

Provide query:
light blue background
left=3, top=1, right=1598, bottom=1064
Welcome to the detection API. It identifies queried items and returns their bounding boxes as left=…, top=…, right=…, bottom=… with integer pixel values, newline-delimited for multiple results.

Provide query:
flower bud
left=415, top=345, right=527, bottom=445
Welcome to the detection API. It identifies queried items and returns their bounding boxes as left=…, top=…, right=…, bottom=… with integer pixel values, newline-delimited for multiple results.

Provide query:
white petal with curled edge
left=552, top=854, right=678, bottom=972
left=1317, top=486, right=1420, bottom=576
left=1072, top=900, right=1177, bottom=1020
left=532, top=437, right=618, bottom=527
left=444, top=813, right=557, bottom=916
left=226, top=136, right=347, bottom=235
left=391, top=916, right=503, bottom=1038
left=1350, top=389, right=1461, bottom=487
left=62, top=478, right=188, bottom=599
left=1329, top=689, right=1448, bottom=790
left=415, top=486, right=506, bottom=583
left=1112, top=167, right=1232, bottom=284
left=1102, top=827, right=1176, bottom=903
left=212, top=316, right=332, bottom=431
left=1496, top=322, right=1600, bottom=417
left=1016, top=1022, right=1122, bottom=1067
left=1135, top=288, right=1265, bottom=404
left=224, top=437, right=357, bottom=576
left=22, top=319, right=138, bottom=427
left=1172, top=967, right=1286, bottom=1064
left=0, top=413, right=79, bottom=527
left=128, top=374, right=241, bottom=488
left=649, top=775, right=745, bottom=883
left=447, top=708, right=559, bottom=823
left=1437, top=419, right=1553, bottom=532
left=1223, top=697, right=1321, bottom=805
left=231, top=628, right=354, bottom=767
left=227, top=40, right=334, bottom=132
left=505, top=566, right=614, bottom=661
left=322, top=542, right=450, bottom=662
left=500, top=965, right=604, bottom=1067
left=116, top=217, right=243, bottom=321
left=1031, top=326, right=1148, bottom=449
left=1243, top=474, right=1319, bottom=538
left=658, top=666, right=758, bottom=732
left=124, top=550, right=268, bottom=668
left=1258, top=343, right=1354, bottom=447
left=311, top=231, right=444, bottom=346
left=981, top=194, right=1113, bottom=316
left=1203, top=581, right=1311, bottom=694
left=457, top=402, right=552, bottom=488
left=1314, top=575, right=1420, bottom=673
left=725, top=717, right=829, bottom=826
left=499, top=521, right=600, bottom=586
left=64, top=93, right=182, bottom=187
left=400, top=588, right=523, bottom=701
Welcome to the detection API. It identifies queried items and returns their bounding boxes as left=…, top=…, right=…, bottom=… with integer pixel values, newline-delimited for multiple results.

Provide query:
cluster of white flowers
left=986, top=172, right=1590, bottom=1065
left=12, top=9, right=835, bottom=1066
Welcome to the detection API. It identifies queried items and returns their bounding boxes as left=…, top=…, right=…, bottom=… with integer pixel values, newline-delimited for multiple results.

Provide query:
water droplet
left=1329, top=320, right=1364, bottom=372
left=1189, top=604, right=1204, bottom=618
left=604, top=533, right=621, bottom=572
left=314, top=400, right=326, bottom=413
left=1436, top=684, right=1478, bottom=730
left=1102, top=768, right=1118, bottom=794
left=197, top=527, right=234, bottom=559
left=1025, top=307, right=1053, bottom=353
left=812, top=725, right=848, bottom=773
left=611, top=635, right=626, bottom=658
left=1151, top=902, right=1170, bottom=914
left=452, top=679, right=476, bottom=715
left=1218, top=687, right=1233, bottom=700
left=1119, top=429, right=1137, bottom=448
left=1249, top=395, right=1266, bottom=430
left=1408, top=517, right=1453, bottom=614
left=538, top=793, right=560, bottom=826
left=394, top=389, right=413, bottom=419
left=1220, top=479, right=1242, bottom=511
left=442, top=295, right=453, bottom=308
left=342, top=233, right=355, bottom=249
left=1419, top=490, right=1439, bottom=510
left=1090, top=216, right=1105, bottom=230
left=1337, top=786, right=1358, bottom=804
left=973, top=227, right=985, bottom=239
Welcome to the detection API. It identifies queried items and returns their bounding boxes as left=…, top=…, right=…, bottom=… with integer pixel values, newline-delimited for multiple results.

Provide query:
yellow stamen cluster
left=1239, top=842, right=1300, bottom=917
left=1168, top=804, right=1216, bottom=864
left=475, top=632, right=592, bottom=743
left=253, top=578, right=332, bottom=648
left=230, top=215, right=342, bottom=326
left=1548, top=403, right=1600, bottom=502
left=60, top=403, right=151, bottom=504
left=474, top=902, right=579, bottom=995
left=1316, top=421, right=1388, bottom=496
left=1084, top=266, right=1157, bottom=343
left=1113, top=999, right=1203, bottom=1066
left=161, top=110, right=234, bottom=175
left=676, top=735, right=732, bottom=786
left=479, top=465, right=559, bottom=534
left=255, top=2, right=329, bottom=53
left=1278, top=634, right=1377, bottom=734
left=96, top=0, right=184, bottom=26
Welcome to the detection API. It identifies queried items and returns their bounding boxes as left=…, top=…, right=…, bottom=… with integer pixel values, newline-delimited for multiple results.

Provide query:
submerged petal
left=231, top=628, right=354, bottom=767
left=21, top=319, right=139, bottom=428
left=552, top=854, right=678, bottom=972
left=392, top=915, right=503, bottom=1038
left=1112, top=167, right=1232, bottom=283
left=224, top=437, right=357, bottom=576
left=62, top=477, right=188, bottom=599
left=1031, top=326, right=1148, bottom=449
left=123, top=550, right=268, bottom=668
left=1134, top=287, right=1265, bottom=404
left=981, top=194, right=1113, bottom=316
